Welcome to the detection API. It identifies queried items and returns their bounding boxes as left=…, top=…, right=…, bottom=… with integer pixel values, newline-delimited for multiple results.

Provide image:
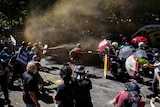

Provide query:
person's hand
left=150, top=98, right=155, bottom=107
left=36, top=103, right=40, bottom=107
left=38, top=84, right=43, bottom=91
left=143, top=64, right=148, bottom=68
left=155, top=96, right=160, bottom=103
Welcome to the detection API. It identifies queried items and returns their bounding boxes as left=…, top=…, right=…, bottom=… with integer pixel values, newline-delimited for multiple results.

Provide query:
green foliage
left=0, top=0, right=29, bottom=28
left=0, top=0, right=160, bottom=38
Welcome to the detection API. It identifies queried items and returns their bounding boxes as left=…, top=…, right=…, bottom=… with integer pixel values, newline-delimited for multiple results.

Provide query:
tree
left=1, top=0, right=160, bottom=45
left=0, top=0, right=29, bottom=28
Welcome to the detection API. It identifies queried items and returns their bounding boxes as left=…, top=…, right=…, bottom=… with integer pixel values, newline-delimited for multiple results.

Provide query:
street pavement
left=1, top=57, right=160, bottom=107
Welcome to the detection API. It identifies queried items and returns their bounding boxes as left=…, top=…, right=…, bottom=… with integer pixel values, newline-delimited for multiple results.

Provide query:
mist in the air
left=24, top=0, right=131, bottom=50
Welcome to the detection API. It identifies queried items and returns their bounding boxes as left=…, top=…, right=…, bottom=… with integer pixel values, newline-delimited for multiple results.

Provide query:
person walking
left=0, top=59, right=11, bottom=106
left=69, top=43, right=82, bottom=65
left=22, top=61, right=40, bottom=107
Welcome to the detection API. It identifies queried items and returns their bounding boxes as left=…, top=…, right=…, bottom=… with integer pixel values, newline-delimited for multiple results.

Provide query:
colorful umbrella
left=130, top=36, right=148, bottom=44
left=125, top=54, right=139, bottom=79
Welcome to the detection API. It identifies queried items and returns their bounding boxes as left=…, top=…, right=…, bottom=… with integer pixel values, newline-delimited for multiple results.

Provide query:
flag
left=98, top=39, right=109, bottom=52
left=16, top=48, right=30, bottom=65
left=10, top=35, right=16, bottom=46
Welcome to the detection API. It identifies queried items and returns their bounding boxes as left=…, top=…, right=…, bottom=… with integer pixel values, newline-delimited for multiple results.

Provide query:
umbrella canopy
left=125, top=54, right=139, bottom=79
left=98, top=39, right=110, bottom=52
left=130, top=36, right=148, bottom=44
left=134, top=48, right=148, bottom=59
left=118, top=46, right=135, bottom=60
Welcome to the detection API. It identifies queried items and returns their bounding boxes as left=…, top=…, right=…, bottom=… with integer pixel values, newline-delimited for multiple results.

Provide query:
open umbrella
left=118, top=46, right=135, bottom=60
left=134, top=48, right=148, bottom=59
left=125, top=54, right=139, bottom=79
left=130, top=36, right=148, bottom=44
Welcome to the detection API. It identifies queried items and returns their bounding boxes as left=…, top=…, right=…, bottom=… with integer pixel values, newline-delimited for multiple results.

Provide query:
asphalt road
left=1, top=56, right=160, bottom=107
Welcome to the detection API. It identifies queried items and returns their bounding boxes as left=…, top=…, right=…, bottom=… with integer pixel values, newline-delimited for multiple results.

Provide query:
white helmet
left=111, top=42, right=118, bottom=48
left=138, top=42, right=145, bottom=49
left=76, top=43, right=81, bottom=48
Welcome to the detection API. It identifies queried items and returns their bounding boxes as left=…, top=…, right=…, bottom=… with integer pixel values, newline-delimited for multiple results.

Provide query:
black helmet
left=74, top=65, right=85, bottom=75
left=125, top=82, right=140, bottom=95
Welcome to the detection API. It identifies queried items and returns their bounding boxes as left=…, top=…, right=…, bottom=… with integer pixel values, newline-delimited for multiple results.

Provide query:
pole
left=104, top=54, right=107, bottom=78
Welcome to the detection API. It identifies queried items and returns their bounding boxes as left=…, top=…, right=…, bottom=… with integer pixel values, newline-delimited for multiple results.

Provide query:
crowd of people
left=0, top=33, right=49, bottom=107
left=96, top=36, right=160, bottom=107
left=0, top=32, right=94, bottom=107
left=68, top=35, right=160, bottom=107
left=0, top=32, right=160, bottom=107
left=54, top=64, right=93, bottom=107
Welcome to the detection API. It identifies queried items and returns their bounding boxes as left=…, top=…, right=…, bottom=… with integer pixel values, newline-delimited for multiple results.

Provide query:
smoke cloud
left=24, top=0, right=131, bottom=50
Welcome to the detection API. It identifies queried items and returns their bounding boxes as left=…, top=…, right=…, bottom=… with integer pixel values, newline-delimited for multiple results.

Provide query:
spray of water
left=24, top=0, right=132, bottom=50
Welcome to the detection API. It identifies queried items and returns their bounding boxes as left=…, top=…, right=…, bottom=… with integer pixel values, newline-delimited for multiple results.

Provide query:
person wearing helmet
left=110, top=42, right=119, bottom=56
left=0, top=46, right=11, bottom=62
left=112, top=81, right=145, bottom=107
left=135, top=42, right=148, bottom=59
left=133, top=42, right=148, bottom=81
left=143, top=52, right=160, bottom=97
left=74, top=65, right=93, bottom=107
left=69, top=43, right=82, bottom=64
left=138, top=42, right=145, bottom=49
left=74, top=65, right=86, bottom=79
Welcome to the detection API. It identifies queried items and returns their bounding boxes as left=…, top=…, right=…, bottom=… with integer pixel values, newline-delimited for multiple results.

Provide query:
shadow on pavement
left=38, top=93, right=54, bottom=104
left=8, top=85, right=23, bottom=91
left=0, top=98, right=14, bottom=107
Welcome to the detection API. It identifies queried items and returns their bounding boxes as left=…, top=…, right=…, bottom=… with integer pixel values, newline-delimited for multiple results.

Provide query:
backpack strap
left=132, top=94, right=141, bottom=107
left=119, top=91, right=131, bottom=107
left=127, top=92, right=131, bottom=99
left=119, top=91, right=141, bottom=107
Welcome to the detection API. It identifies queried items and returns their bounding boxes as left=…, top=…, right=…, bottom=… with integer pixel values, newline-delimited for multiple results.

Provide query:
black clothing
left=152, top=76, right=159, bottom=96
left=55, top=80, right=75, bottom=107
left=55, top=77, right=93, bottom=107
left=34, top=71, right=44, bottom=85
left=0, top=60, right=9, bottom=102
left=0, top=70, right=9, bottom=101
left=75, top=78, right=93, bottom=107
left=22, top=71, right=39, bottom=104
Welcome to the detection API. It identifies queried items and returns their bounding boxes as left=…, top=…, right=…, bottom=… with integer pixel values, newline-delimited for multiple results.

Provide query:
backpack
left=120, top=92, right=141, bottom=107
